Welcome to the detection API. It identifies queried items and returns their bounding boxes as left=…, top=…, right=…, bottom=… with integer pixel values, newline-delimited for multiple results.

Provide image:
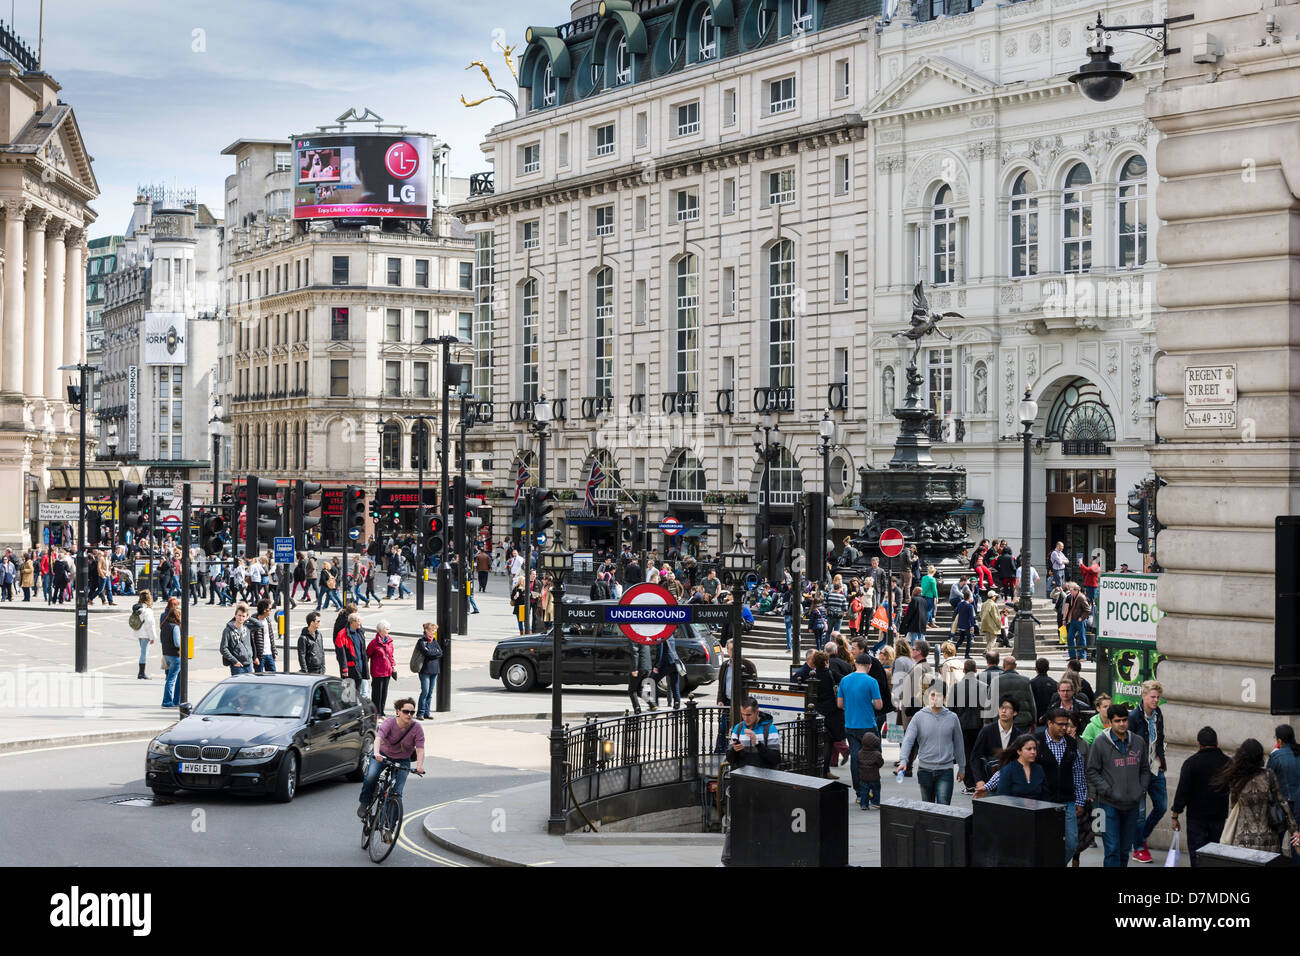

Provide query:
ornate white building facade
left=867, top=0, right=1163, bottom=571
left=0, top=36, right=99, bottom=551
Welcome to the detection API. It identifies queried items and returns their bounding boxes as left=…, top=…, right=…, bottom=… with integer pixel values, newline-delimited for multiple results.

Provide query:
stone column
left=23, top=210, right=49, bottom=399
left=1, top=200, right=28, bottom=395
left=64, top=232, right=86, bottom=369
left=44, top=220, right=68, bottom=401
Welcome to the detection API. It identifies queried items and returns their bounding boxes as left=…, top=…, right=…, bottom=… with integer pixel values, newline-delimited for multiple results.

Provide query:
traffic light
left=346, top=485, right=366, bottom=538
left=761, top=534, right=786, bottom=581
left=119, top=481, right=147, bottom=537
left=426, top=513, right=446, bottom=558
left=245, top=475, right=279, bottom=558
left=621, top=514, right=638, bottom=543
left=807, top=492, right=828, bottom=579
left=512, top=494, right=528, bottom=532
left=1150, top=475, right=1167, bottom=540
left=295, top=480, right=322, bottom=550
left=86, top=510, right=102, bottom=547
left=1126, top=484, right=1148, bottom=554
left=201, top=510, right=227, bottom=555
left=531, top=487, right=556, bottom=540
left=454, top=476, right=484, bottom=555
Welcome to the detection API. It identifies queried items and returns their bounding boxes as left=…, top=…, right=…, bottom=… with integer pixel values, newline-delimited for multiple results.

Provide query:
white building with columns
left=0, top=33, right=99, bottom=551
left=866, top=0, right=1162, bottom=572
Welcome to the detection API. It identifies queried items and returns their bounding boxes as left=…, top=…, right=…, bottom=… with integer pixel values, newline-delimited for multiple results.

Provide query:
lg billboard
left=292, top=133, right=433, bottom=219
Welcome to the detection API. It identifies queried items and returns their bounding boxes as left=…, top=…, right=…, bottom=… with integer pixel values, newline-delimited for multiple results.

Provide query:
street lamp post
left=376, top=417, right=386, bottom=556
left=455, top=390, right=475, bottom=633
left=59, top=362, right=94, bottom=674
left=209, top=404, right=224, bottom=510
left=817, top=410, right=838, bottom=587
left=750, top=413, right=783, bottom=550
left=527, top=397, right=551, bottom=635
left=105, top=424, right=118, bottom=551
left=1014, top=389, right=1040, bottom=660
left=542, top=536, right=574, bottom=835
left=721, top=539, right=755, bottom=731
left=431, top=334, right=462, bottom=712
left=413, top=416, right=430, bottom=611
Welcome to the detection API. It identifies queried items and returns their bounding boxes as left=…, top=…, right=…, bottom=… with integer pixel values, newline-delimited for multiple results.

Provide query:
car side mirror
left=178, top=702, right=192, bottom=717
left=313, top=706, right=333, bottom=722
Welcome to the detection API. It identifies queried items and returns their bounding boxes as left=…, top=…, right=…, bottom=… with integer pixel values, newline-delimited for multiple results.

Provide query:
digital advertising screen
left=292, top=133, right=433, bottom=219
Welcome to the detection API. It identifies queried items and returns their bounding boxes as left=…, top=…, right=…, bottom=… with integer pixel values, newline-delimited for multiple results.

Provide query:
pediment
left=866, top=56, right=995, bottom=119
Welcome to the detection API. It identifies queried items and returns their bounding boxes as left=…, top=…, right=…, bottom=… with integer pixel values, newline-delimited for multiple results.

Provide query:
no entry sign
left=611, top=583, right=682, bottom=644
left=879, top=528, right=905, bottom=558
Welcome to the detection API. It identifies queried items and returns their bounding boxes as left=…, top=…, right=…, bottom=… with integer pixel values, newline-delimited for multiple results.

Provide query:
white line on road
left=0, top=737, right=152, bottom=758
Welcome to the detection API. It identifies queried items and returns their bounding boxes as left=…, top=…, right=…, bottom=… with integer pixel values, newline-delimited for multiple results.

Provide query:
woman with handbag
left=1215, top=737, right=1300, bottom=855
left=510, top=574, right=528, bottom=634
left=810, top=651, right=844, bottom=777
left=413, top=622, right=443, bottom=720
left=365, top=620, right=397, bottom=717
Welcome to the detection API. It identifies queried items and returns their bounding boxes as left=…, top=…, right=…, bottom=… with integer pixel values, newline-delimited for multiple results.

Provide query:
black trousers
left=371, top=676, right=391, bottom=716
left=478, top=570, right=488, bottom=592
left=1187, top=818, right=1224, bottom=867
left=628, top=673, right=655, bottom=712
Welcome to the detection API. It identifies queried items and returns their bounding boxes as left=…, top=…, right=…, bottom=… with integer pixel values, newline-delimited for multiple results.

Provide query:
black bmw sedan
left=145, top=674, right=376, bottom=802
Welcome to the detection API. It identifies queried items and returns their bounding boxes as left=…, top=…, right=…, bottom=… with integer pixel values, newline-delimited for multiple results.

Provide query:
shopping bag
left=870, top=605, right=889, bottom=631
left=1164, top=831, right=1181, bottom=867
left=1058, top=624, right=1067, bottom=645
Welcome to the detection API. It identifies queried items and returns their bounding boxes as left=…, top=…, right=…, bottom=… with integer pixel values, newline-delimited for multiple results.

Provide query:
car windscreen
left=195, top=683, right=310, bottom=719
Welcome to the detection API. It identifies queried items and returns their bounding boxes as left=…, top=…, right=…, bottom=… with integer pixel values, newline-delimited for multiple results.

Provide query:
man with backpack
left=1065, top=581, right=1091, bottom=661
left=726, top=698, right=782, bottom=769
left=219, top=603, right=254, bottom=675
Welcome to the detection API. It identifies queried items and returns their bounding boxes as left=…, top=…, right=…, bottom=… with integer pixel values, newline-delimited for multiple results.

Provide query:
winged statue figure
left=892, top=282, right=960, bottom=367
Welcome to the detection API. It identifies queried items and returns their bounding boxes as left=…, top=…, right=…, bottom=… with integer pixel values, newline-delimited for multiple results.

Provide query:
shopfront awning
left=48, top=468, right=120, bottom=494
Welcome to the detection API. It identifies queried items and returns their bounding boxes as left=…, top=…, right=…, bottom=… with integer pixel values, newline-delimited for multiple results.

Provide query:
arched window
left=767, top=239, right=796, bottom=389
left=675, top=255, right=700, bottom=394
left=758, top=4, right=773, bottom=35
left=1062, top=163, right=1092, bottom=274
left=1046, top=378, right=1116, bottom=442
left=668, top=450, right=706, bottom=500
left=409, top=419, right=431, bottom=471
left=1118, top=155, right=1148, bottom=269
left=698, top=7, right=716, bottom=60
left=593, top=267, right=614, bottom=398
left=1009, top=171, right=1038, bottom=278
left=793, top=0, right=811, bottom=31
left=768, top=447, right=803, bottom=501
left=381, top=420, right=401, bottom=470
left=932, top=184, right=956, bottom=285
left=541, top=62, right=556, bottom=107
left=521, top=279, right=539, bottom=403
left=614, top=35, right=631, bottom=85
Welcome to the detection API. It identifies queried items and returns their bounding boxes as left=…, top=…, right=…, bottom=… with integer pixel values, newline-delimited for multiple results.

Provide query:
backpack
left=128, top=604, right=144, bottom=631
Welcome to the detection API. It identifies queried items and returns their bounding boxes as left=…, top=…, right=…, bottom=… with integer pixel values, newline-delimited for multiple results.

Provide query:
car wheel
left=345, top=734, right=373, bottom=782
left=274, top=751, right=299, bottom=803
left=501, top=658, right=537, bottom=692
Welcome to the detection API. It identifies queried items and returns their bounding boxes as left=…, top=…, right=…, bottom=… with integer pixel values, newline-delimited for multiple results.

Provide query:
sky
left=21, top=0, right=557, bottom=238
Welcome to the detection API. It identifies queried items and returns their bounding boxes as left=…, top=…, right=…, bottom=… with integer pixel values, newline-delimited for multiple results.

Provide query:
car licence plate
left=179, top=763, right=221, bottom=775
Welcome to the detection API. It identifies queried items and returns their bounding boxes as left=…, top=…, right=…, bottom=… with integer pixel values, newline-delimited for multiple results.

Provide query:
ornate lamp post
left=1014, top=389, right=1040, bottom=660
left=523, top=396, right=550, bottom=634
left=817, top=410, right=838, bottom=586
left=721, top=538, right=755, bottom=730
left=542, top=535, right=574, bottom=835
left=375, top=417, right=386, bottom=555
left=750, top=413, right=783, bottom=552
left=1068, top=11, right=1194, bottom=103
left=208, top=405, right=224, bottom=519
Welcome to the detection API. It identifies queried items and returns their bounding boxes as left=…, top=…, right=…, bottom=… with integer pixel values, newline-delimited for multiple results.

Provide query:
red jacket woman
left=1077, top=559, right=1100, bottom=588
left=366, top=630, right=396, bottom=678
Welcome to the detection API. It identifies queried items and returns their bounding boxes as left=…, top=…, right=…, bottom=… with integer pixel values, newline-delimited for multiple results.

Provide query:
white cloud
left=32, top=0, right=554, bottom=233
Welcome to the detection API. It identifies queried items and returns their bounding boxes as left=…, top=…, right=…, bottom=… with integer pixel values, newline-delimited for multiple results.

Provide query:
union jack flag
left=513, top=460, right=529, bottom=505
left=584, top=459, right=606, bottom=508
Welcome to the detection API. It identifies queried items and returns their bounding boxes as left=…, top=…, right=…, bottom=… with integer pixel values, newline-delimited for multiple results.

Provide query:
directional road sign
left=274, top=536, right=296, bottom=564
left=347, top=526, right=361, bottom=541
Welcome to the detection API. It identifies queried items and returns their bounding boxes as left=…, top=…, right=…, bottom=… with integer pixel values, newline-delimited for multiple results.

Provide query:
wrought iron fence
left=562, top=701, right=825, bottom=816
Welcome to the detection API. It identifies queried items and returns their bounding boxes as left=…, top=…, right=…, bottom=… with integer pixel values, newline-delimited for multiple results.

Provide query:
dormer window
left=615, top=36, right=631, bottom=84
left=698, top=8, right=716, bottom=60
left=793, top=0, right=811, bottom=31
left=541, top=63, right=556, bottom=107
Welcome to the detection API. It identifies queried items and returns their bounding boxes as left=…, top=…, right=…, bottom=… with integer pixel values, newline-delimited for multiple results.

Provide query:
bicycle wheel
left=367, top=793, right=403, bottom=863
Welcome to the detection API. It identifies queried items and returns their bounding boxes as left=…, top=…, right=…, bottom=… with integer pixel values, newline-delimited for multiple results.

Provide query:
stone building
left=86, top=233, right=124, bottom=446
left=868, top=0, right=1163, bottom=571
left=0, top=27, right=99, bottom=550
left=97, top=187, right=223, bottom=493
left=216, top=130, right=475, bottom=545
left=455, top=0, right=878, bottom=555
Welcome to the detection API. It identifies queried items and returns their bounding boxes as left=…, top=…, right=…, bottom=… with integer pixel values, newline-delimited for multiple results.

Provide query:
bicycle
left=361, top=756, right=424, bottom=863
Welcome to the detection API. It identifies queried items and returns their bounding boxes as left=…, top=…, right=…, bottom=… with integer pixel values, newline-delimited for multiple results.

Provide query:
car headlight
left=236, top=745, right=280, bottom=759
left=148, top=739, right=172, bottom=757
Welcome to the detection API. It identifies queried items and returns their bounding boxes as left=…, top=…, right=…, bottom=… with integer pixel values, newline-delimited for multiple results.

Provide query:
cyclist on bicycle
left=357, top=696, right=425, bottom=817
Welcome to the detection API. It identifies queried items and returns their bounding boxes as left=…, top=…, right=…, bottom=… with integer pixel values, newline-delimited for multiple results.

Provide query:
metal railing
left=563, top=701, right=824, bottom=817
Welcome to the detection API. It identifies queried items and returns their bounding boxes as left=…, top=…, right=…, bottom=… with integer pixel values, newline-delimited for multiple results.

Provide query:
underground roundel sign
left=610, top=583, right=686, bottom=645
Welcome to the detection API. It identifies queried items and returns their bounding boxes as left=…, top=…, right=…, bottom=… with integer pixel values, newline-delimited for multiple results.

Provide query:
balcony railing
left=661, top=390, right=698, bottom=415
left=753, top=385, right=795, bottom=414
left=758, top=489, right=802, bottom=506
left=469, top=172, right=494, bottom=197
left=666, top=487, right=706, bottom=504
left=1062, top=439, right=1111, bottom=456
left=715, top=388, right=734, bottom=416
left=580, top=395, right=615, bottom=420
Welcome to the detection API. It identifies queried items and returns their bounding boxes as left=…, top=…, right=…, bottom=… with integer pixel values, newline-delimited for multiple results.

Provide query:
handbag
left=409, top=641, right=425, bottom=674
left=1220, top=800, right=1241, bottom=845
left=1164, top=830, right=1180, bottom=867
left=1266, top=772, right=1288, bottom=832
left=675, top=660, right=687, bottom=677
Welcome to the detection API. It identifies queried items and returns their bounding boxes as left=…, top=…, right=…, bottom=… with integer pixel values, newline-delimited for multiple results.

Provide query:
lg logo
left=384, top=142, right=420, bottom=179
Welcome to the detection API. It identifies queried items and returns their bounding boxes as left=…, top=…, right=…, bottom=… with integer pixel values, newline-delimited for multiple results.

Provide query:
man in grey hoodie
left=897, top=686, right=966, bottom=805
left=219, top=603, right=254, bottom=675
left=1086, top=702, right=1151, bottom=867
left=627, top=638, right=657, bottom=713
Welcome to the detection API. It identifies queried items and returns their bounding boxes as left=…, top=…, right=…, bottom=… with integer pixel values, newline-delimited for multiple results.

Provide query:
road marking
left=0, top=737, right=152, bottom=758
left=395, top=799, right=466, bottom=866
